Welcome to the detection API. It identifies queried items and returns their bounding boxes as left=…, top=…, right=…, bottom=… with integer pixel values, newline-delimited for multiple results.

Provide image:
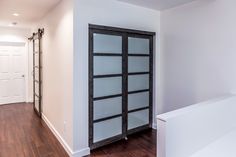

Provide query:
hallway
left=0, top=103, right=68, bottom=157
left=0, top=103, right=156, bottom=157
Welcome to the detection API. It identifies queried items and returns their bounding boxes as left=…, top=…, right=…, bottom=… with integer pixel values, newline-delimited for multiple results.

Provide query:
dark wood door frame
left=89, top=24, right=155, bottom=149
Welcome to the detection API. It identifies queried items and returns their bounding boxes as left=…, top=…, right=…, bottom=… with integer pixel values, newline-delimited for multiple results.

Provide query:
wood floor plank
left=0, top=103, right=156, bottom=157
left=87, top=129, right=156, bottom=157
left=0, top=103, right=69, bottom=157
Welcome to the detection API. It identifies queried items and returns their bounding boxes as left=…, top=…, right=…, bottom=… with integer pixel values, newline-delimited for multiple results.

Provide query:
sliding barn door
left=89, top=31, right=124, bottom=149
left=29, top=29, right=44, bottom=118
left=127, top=35, right=153, bottom=134
left=89, top=25, right=154, bottom=149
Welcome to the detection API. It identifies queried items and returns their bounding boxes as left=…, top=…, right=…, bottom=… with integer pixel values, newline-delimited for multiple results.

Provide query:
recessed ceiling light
left=13, top=13, right=19, bottom=17
left=8, top=22, right=18, bottom=27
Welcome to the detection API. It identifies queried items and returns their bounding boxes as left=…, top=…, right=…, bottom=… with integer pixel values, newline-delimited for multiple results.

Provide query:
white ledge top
left=156, top=94, right=236, bottom=122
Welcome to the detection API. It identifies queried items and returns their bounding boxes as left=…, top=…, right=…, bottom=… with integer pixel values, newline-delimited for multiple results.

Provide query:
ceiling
left=117, top=0, right=198, bottom=10
left=0, top=0, right=197, bottom=28
left=0, top=0, right=61, bottom=28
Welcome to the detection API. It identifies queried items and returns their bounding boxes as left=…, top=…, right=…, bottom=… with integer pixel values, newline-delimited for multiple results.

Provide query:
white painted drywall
left=0, top=0, right=61, bottom=28
left=157, top=95, right=236, bottom=157
left=74, top=0, right=160, bottom=153
left=190, top=129, right=236, bottom=157
left=0, top=26, right=31, bottom=103
left=0, top=27, right=30, bottom=42
left=33, top=0, right=74, bottom=153
left=160, top=0, right=236, bottom=114
left=118, top=0, right=198, bottom=11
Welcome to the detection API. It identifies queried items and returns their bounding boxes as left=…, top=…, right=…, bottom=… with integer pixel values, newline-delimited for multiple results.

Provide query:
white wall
left=157, top=95, right=236, bottom=157
left=160, top=0, right=236, bottom=114
left=74, top=0, right=160, bottom=154
left=0, top=27, right=30, bottom=42
left=0, top=26, right=31, bottom=102
left=33, top=0, right=74, bottom=154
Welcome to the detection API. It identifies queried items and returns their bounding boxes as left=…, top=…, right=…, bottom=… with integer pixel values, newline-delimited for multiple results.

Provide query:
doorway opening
left=0, top=42, right=27, bottom=105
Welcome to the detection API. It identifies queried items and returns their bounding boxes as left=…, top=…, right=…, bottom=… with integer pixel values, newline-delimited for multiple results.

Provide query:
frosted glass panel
left=94, top=117, right=122, bottom=142
left=94, top=34, right=122, bottom=54
left=128, top=37, right=149, bottom=54
left=128, top=92, right=149, bottom=111
left=94, top=56, right=122, bottom=75
left=34, top=39, right=39, bottom=46
left=128, top=74, right=149, bottom=92
left=128, top=57, right=149, bottom=73
left=35, top=81, right=39, bottom=96
left=34, top=96, right=39, bottom=112
left=128, top=109, right=149, bottom=130
left=34, top=69, right=39, bottom=80
left=34, top=54, right=39, bottom=66
left=34, top=39, right=39, bottom=54
left=94, top=77, right=122, bottom=97
left=94, top=97, right=122, bottom=120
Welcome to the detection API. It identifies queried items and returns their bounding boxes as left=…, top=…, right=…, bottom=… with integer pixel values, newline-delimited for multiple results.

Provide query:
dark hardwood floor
left=0, top=103, right=69, bottom=157
left=0, top=103, right=156, bottom=157
left=87, top=129, right=156, bottom=157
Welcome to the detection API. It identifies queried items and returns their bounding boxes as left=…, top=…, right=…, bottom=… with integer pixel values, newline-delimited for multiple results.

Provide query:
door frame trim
left=0, top=41, right=25, bottom=46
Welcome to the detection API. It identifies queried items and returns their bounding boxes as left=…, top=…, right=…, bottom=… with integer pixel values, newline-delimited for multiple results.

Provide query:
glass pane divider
left=128, top=54, right=150, bottom=57
left=128, top=89, right=150, bottom=94
left=93, top=74, right=122, bottom=78
left=93, top=114, right=122, bottom=123
left=128, top=72, right=150, bottom=75
left=128, top=106, right=149, bottom=114
left=93, top=93, right=123, bottom=101
left=93, top=53, right=122, bottom=56
left=122, top=33, right=128, bottom=139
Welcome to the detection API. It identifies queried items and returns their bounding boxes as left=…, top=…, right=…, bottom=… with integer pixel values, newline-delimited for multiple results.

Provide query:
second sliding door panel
left=89, top=25, right=154, bottom=149
left=91, top=32, right=123, bottom=146
left=33, top=37, right=41, bottom=116
left=127, top=35, right=152, bottom=132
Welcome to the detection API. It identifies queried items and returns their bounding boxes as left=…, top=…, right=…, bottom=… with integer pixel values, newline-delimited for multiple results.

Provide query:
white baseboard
left=42, top=114, right=73, bottom=156
left=42, top=114, right=90, bottom=157
left=73, top=147, right=90, bottom=157
left=26, top=99, right=33, bottom=103
left=26, top=96, right=33, bottom=103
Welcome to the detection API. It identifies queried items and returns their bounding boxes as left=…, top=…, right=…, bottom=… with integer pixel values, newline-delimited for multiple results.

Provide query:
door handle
left=22, top=75, right=25, bottom=78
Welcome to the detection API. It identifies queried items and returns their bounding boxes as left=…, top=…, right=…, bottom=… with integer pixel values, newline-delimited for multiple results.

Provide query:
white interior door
left=0, top=44, right=26, bottom=105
